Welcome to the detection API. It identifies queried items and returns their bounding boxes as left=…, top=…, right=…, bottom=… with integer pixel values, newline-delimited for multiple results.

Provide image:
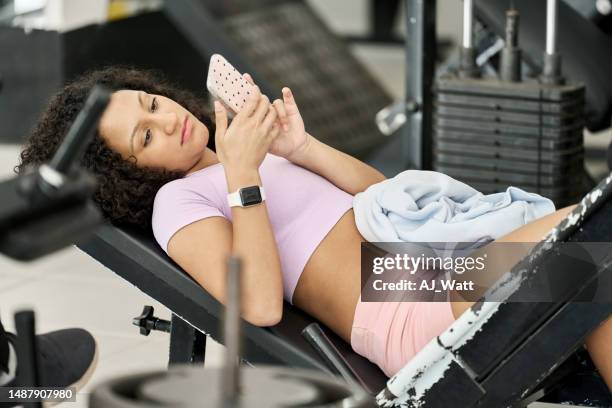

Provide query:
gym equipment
left=372, top=0, right=436, bottom=176
left=90, top=366, right=376, bottom=407
left=0, top=86, right=109, bottom=407
left=401, top=0, right=436, bottom=171
left=5, top=311, right=43, bottom=408
left=474, top=0, right=612, bottom=133
left=0, top=86, right=109, bottom=260
left=375, top=173, right=612, bottom=408
left=433, top=0, right=586, bottom=207
left=77, top=224, right=389, bottom=394
left=77, top=169, right=612, bottom=406
left=90, top=256, right=376, bottom=407
left=402, top=0, right=612, bottom=174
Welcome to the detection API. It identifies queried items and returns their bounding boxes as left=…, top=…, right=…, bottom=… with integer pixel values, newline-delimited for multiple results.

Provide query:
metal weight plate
left=89, top=366, right=376, bottom=408
left=138, top=366, right=322, bottom=407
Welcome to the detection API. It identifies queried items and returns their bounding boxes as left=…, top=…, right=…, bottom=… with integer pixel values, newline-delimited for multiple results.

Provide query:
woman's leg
left=449, top=205, right=576, bottom=318
left=585, top=316, right=612, bottom=390
left=448, top=205, right=612, bottom=389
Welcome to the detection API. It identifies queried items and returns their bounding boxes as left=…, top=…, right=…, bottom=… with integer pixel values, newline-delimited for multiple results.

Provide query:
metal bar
left=404, top=0, right=436, bottom=170
left=463, top=0, right=474, bottom=48
left=477, top=301, right=611, bottom=406
left=545, top=0, right=558, bottom=55
left=302, top=323, right=364, bottom=389
left=14, top=311, right=42, bottom=408
left=222, top=256, right=242, bottom=403
left=500, top=9, right=521, bottom=82
left=168, top=314, right=206, bottom=366
left=459, top=0, right=479, bottom=77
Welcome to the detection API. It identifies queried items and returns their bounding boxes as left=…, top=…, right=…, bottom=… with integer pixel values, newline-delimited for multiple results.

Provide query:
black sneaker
left=3, top=328, right=98, bottom=389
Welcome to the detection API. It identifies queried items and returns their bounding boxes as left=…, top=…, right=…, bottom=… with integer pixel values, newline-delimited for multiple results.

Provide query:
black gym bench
left=77, top=220, right=389, bottom=394
left=77, top=173, right=612, bottom=407
left=77, top=219, right=391, bottom=386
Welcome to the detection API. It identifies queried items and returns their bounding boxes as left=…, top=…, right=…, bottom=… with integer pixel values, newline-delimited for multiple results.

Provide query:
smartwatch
left=227, top=186, right=266, bottom=207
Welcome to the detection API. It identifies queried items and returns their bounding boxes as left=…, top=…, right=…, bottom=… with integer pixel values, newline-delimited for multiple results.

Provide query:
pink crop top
left=151, top=153, right=354, bottom=303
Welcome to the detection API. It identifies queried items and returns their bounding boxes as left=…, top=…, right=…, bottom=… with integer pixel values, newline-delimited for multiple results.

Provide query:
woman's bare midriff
left=289, top=206, right=581, bottom=343
left=291, top=208, right=366, bottom=343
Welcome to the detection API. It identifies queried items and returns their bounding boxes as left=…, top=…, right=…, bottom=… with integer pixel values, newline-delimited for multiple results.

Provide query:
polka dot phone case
left=206, top=54, right=256, bottom=114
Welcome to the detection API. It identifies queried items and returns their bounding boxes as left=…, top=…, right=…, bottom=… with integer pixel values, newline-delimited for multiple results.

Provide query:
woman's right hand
left=214, top=86, right=280, bottom=175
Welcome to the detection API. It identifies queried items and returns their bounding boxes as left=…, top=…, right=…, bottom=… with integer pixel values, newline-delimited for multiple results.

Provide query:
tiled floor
left=0, top=250, right=225, bottom=407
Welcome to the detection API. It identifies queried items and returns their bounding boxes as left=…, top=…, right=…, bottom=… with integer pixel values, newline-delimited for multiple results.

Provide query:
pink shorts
left=350, top=299, right=455, bottom=377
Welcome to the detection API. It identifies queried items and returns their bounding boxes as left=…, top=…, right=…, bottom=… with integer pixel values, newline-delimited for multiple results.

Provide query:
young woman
left=17, top=67, right=611, bottom=387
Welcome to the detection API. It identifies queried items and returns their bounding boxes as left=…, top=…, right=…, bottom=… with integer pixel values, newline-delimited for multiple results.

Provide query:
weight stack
left=433, top=75, right=586, bottom=207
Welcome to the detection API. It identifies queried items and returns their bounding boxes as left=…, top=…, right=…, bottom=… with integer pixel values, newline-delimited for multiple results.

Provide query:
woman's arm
left=226, top=168, right=284, bottom=325
left=215, top=91, right=285, bottom=325
left=238, top=75, right=387, bottom=195
left=288, top=133, right=387, bottom=195
left=169, top=90, right=284, bottom=327
left=167, top=166, right=283, bottom=327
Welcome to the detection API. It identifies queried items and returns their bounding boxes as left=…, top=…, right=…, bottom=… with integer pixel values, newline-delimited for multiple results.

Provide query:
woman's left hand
left=243, top=74, right=310, bottom=161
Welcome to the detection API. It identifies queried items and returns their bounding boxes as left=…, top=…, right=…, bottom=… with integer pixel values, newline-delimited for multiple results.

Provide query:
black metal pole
left=403, top=0, right=436, bottom=170
left=14, top=311, right=42, bottom=408
left=168, top=315, right=206, bottom=366
left=370, top=0, right=401, bottom=42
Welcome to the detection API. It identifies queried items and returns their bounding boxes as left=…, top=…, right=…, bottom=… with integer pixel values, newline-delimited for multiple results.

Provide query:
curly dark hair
left=16, top=67, right=216, bottom=230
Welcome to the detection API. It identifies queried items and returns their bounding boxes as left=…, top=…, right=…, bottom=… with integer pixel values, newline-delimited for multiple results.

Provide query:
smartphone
left=206, top=54, right=256, bottom=114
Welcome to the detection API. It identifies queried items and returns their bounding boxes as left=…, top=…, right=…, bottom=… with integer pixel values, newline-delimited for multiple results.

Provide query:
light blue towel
left=353, top=170, right=556, bottom=246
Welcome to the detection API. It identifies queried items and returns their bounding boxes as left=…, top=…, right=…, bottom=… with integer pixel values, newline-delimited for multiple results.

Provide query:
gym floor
left=0, top=1, right=609, bottom=406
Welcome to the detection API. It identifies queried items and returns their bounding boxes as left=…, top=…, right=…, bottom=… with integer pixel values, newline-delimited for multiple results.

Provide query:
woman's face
left=99, top=90, right=210, bottom=172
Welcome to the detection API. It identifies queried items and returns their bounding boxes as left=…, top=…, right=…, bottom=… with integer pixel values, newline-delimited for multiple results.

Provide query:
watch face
left=240, top=186, right=262, bottom=206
